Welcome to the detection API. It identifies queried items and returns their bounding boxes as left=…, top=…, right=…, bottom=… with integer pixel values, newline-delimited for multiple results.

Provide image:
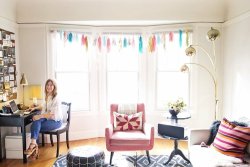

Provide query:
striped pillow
left=212, top=118, right=250, bottom=159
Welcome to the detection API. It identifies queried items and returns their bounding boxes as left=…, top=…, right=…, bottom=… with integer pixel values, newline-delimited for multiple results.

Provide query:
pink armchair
left=105, top=103, right=154, bottom=165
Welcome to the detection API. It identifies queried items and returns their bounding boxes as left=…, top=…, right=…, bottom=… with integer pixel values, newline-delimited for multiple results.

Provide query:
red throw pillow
left=113, top=112, right=142, bottom=131
left=212, top=118, right=250, bottom=159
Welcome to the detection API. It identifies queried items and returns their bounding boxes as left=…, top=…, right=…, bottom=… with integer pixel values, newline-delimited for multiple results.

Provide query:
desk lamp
left=20, top=73, right=28, bottom=106
left=28, top=85, right=42, bottom=106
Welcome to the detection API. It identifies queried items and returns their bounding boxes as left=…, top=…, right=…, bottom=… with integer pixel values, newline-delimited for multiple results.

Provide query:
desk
left=0, top=111, right=38, bottom=163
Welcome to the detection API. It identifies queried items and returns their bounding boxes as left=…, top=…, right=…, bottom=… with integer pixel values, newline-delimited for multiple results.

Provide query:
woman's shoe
left=24, top=143, right=37, bottom=155
left=30, top=146, right=39, bottom=159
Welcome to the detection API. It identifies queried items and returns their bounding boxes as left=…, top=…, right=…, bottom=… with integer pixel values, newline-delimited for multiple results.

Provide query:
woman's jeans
left=31, top=118, right=62, bottom=140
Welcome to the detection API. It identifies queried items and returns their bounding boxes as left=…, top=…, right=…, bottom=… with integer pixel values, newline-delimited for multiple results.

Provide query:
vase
left=169, top=109, right=180, bottom=119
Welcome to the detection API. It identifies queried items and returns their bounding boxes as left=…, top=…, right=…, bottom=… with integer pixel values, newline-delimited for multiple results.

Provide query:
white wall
left=222, top=11, right=250, bottom=121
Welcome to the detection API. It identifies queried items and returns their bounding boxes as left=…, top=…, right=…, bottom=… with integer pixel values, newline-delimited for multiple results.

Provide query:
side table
left=158, top=122, right=191, bottom=165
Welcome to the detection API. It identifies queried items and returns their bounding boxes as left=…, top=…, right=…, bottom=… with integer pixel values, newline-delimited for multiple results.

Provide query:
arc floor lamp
left=181, top=27, right=220, bottom=120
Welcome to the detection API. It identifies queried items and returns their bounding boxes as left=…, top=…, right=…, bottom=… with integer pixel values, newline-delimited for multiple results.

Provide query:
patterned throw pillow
left=212, top=118, right=250, bottom=159
left=113, top=112, right=142, bottom=131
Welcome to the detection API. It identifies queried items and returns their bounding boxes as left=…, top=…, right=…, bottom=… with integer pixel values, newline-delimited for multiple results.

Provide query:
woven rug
left=53, top=154, right=192, bottom=167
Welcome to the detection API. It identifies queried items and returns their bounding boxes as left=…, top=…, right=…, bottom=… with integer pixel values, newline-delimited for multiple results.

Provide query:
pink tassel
left=169, top=32, right=174, bottom=42
left=132, top=37, right=135, bottom=47
left=64, top=32, right=67, bottom=42
left=107, top=37, right=111, bottom=52
left=81, top=35, right=85, bottom=45
left=98, top=36, right=102, bottom=51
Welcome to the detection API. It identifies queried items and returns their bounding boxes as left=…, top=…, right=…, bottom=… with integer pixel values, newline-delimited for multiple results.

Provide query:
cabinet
left=0, top=28, right=17, bottom=102
left=5, top=133, right=31, bottom=159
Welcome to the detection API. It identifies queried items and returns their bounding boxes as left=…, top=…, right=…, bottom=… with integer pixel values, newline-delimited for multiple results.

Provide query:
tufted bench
left=66, top=146, right=105, bottom=167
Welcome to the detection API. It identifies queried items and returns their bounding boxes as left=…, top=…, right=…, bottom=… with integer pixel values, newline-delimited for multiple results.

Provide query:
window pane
left=55, top=34, right=88, bottom=72
left=157, top=72, right=189, bottom=109
left=56, top=72, right=89, bottom=111
left=107, top=35, right=139, bottom=71
left=107, top=72, right=138, bottom=104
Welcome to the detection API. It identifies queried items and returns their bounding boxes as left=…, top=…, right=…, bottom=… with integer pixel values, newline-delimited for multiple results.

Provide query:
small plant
left=168, top=98, right=186, bottom=113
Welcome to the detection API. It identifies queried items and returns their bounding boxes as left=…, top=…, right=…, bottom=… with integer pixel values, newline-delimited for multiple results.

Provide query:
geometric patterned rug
left=53, top=154, right=193, bottom=167
left=126, top=155, right=192, bottom=167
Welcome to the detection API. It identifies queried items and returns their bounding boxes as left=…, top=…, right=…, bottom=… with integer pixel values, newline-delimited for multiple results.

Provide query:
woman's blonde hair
left=44, top=79, right=58, bottom=100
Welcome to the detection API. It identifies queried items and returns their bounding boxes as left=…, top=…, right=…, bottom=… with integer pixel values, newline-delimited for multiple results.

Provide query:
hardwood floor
left=0, top=137, right=188, bottom=167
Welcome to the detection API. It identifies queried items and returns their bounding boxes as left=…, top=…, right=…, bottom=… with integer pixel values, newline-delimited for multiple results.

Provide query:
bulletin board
left=0, top=28, right=17, bottom=102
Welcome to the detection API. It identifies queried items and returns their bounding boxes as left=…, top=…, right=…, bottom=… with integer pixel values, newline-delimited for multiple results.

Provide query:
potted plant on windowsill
left=168, top=98, right=186, bottom=118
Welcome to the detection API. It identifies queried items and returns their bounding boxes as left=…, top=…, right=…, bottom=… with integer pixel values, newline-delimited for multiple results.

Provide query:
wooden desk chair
left=40, top=102, right=71, bottom=157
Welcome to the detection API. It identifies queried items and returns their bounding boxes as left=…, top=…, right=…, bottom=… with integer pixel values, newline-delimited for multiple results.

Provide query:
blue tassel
left=139, top=36, right=143, bottom=53
left=103, top=36, right=106, bottom=47
left=123, top=37, right=127, bottom=48
left=59, top=31, right=63, bottom=40
left=157, top=35, right=161, bottom=44
left=68, top=32, right=73, bottom=42
left=179, top=30, right=182, bottom=48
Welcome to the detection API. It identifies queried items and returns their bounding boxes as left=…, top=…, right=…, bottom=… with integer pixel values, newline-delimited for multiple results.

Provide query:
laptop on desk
left=9, top=100, right=27, bottom=115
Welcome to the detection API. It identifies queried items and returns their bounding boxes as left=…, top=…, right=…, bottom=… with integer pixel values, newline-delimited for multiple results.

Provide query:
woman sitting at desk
left=24, top=79, right=63, bottom=159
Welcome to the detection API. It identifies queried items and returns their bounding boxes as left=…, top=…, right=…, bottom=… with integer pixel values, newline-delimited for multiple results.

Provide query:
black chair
left=40, top=102, right=71, bottom=157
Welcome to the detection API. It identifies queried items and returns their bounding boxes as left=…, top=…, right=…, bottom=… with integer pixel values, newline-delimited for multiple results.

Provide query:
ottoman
left=67, top=146, right=105, bottom=167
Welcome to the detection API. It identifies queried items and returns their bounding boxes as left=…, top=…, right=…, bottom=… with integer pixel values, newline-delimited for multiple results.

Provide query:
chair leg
left=109, top=152, right=114, bottom=165
left=56, top=134, right=60, bottom=157
left=66, top=130, right=69, bottom=149
left=50, top=134, right=54, bottom=146
left=146, top=150, right=151, bottom=164
left=42, top=133, right=45, bottom=147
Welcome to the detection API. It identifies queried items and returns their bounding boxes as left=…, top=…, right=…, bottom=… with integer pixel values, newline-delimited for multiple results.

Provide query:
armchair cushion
left=113, top=112, right=142, bottom=131
left=110, top=131, right=151, bottom=146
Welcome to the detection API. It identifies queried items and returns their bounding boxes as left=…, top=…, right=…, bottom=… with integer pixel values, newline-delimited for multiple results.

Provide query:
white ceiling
left=16, top=0, right=250, bottom=25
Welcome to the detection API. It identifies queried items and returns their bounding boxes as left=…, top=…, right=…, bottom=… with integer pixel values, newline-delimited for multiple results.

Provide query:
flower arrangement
left=168, top=98, right=186, bottom=113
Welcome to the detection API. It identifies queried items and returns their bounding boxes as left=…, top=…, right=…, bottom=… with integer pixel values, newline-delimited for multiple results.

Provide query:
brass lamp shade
left=20, top=73, right=28, bottom=85
left=207, top=27, right=220, bottom=41
left=185, top=45, right=196, bottom=57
